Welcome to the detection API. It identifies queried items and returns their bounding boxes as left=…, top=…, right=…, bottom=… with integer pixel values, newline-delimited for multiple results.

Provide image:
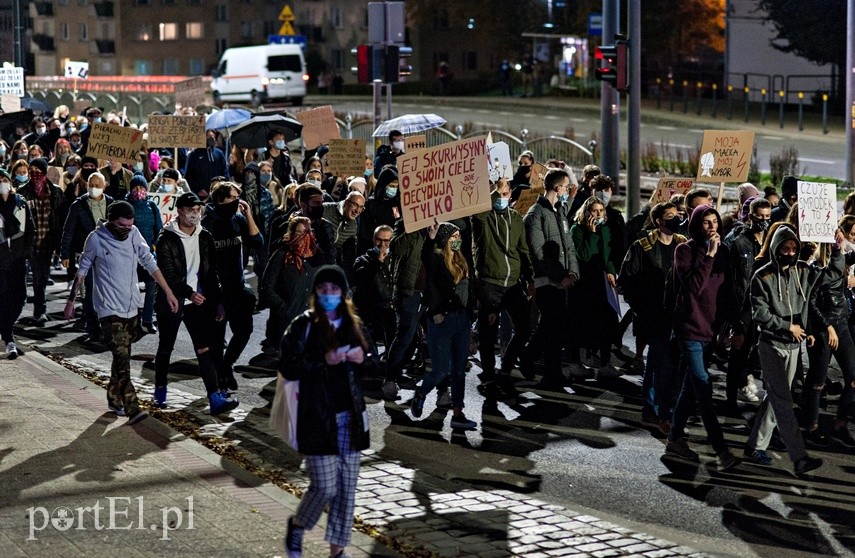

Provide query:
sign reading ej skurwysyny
left=797, top=180, right=837, bottom=243
left=398, top=136, right=490, bottom=233
left=696, top=130, right=755, bottom=183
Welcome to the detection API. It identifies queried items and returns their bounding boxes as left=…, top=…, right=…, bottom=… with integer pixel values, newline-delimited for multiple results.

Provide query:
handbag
left=268, top=322, right=310, bottom=451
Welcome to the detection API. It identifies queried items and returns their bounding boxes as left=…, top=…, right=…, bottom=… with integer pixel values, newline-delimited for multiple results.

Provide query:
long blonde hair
left=441, top=242, right=468, bottom=284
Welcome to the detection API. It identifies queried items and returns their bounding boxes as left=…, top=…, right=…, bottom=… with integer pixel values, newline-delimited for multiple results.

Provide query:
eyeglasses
left=346, top=200, right=365, bottom=211
left=375, top=238, right=392, bottom=244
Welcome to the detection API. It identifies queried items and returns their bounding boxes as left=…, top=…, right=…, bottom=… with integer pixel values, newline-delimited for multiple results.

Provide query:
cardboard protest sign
left=398, top=136, right=490, bottom=233
left=296, top=105, right=340, bottom=149
left=174, top=76, right=207, bottom=109
left=487, top=141, right=513, bottom=181
left=1, top=94, right=20, bottom=113
left=326, top=138, right=366, bottom=177
left=65, top=61, right=89, bottom=79
left=0, top=67, right=24, bottom=97
left=147, top=192, right=179, bottom=225
left=650, top=177, right=693, bottom=205
left=405, top=134, right=427, bottom=152
left=147, top=114, right=206, bottom=148
left=797, top=181, right=837, bottom=243
left=86, top=123, right=144, bottom=165
left=513, top=185, right=545, bottom=216
left=528, top=162, right=548, bottom=189
left=696, top=130, right=754, bottom=183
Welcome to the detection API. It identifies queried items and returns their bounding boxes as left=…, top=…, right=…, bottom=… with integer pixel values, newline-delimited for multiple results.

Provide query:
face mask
left=317, top=293, right=342, bottom=312
left=106, top=223, right=131, bottom=240
left=88, top=187, right=103, bottom=198
left=161, top=183, right=175, bottom=192
left=0, top=182, right=10, bottom=196
left=493, top=197, right=509, bottom=211
left=15, top=175, right=28, bottom=184
left=260, top=173, right=272, bottom=185
left=130, top=189, right=147, bottom=201
left=393, top=140, right=405, bottom=152
left=308, top=204, right=324, bottom=220
left=93, top=117, right=102, bottom=123
left=79, top=124, right=88, bottom=132
left=65, top=165, right=78, bottom=176
left=274, top=140, right=286, bottom=150
left=134, top=162, right=144, bottom=172
left=450, top=239, right=463, bottom=251
left=661, top=216, right=682, bottom=234
left=386, top=187, right=398, bottom=198
left=751, top=218, right=770, bottom=233
left=0, top=146, right=6, bottom=156
left=257, top=147, right=267, bottom=156
left=68, top=127, right=76, bottom=135
left=558, top=193, right=569, bottom=203
left=182, top=212, right=202, bottom=227
left=594, top=217, right=606, bottom=226
left=364, top=169, right=373, bottom=178
left=206, top=137, right=216, bottom=149
left=82, top=167, right=96, bottom=180
left=70, top=140, right=81, bottom=149
left=308, top=179, right=321, bottom=188
left=778, top=254, right=797, bottom=267
left=36, top=127, right=46, bottom=136
left=595, top=191, right=611, bottom=205
left=216, top=199, right=239, bottom=218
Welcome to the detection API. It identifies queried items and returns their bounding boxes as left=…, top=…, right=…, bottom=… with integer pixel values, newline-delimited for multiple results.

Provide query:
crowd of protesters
left=3, top=105, right=855, bottom=556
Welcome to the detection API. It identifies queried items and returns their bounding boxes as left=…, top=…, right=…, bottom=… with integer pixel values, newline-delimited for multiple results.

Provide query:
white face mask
left=393, top=140, right=405, bottom=152
left=596, top=191, right=611, bottom=205
left=88, top=187, right=103, bottom=198
left=308, top=179, right=321, bottom=187
left=183, top=213, right=201, bottom=226
left=161, top=183, right=175, bottom=192
left=0, top=182, right=11, bottom=196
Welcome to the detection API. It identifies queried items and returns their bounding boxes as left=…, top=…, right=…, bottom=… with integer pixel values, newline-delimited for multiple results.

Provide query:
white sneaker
left=746, top=374, right=760, bottom=394
left=6, top=341, right=18, bottom=360
left=737, top=385, right=760, bottom=402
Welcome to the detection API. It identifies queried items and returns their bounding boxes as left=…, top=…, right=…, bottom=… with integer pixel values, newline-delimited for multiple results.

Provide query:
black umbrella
left=229, top=114, right=302, bottom=148
left=20, top=97, right=53, bottom=114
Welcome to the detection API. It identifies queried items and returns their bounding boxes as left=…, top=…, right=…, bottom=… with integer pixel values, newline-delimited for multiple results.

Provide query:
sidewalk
left=0, top=349, right=399, bottom=558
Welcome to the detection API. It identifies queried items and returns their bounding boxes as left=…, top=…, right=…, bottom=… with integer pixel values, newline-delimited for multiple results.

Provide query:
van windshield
left=268, top=55, right=301, bottom=73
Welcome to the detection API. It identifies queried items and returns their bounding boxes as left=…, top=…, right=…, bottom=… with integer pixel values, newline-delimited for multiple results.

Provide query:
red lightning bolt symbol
left=801, top=209, right=805, bottom=221
left=736, top=153, right=748, bottom=179
left=827, top=211, right=831, bottom=221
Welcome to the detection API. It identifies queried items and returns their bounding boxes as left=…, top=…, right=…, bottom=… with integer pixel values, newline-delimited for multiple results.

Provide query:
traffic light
left=355, top=44, right=381, bottom=84
left=595, top=40, right=627, bottom=92
left=353, top=44, right=413, bottom=84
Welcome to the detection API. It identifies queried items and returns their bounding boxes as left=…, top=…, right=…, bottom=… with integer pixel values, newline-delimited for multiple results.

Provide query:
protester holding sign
left=0, top=168, right=35, bottom=359
left=125, top=173, right=163, bottom=334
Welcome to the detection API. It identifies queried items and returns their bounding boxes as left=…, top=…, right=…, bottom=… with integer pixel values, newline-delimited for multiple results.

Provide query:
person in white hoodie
left=152, top=192, right=238, bottom=415
left=63, top=200, right=179, bottom=424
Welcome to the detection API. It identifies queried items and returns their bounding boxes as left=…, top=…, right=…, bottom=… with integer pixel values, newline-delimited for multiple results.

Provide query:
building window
left=163, top=58, right=179, bottom=75
left=189, top=58, right=204, bottom=75
left=185, top=22, right=203, bottom=39
left=462, top=51, right=477, bottom=71
left=80, top=23, right=88, bottom=40
left=135, top=0, right=148, bottom=5
left=134, top=59, right=153, bottom=75
left=362, top=8, right=368, bottom=29
left=61, top=23, right=69, bottom=41
left=135, top=23, right=152, bottom=41
left=331, top=49, right=343, bottom=72
left=240, top=21, right=253, bottom=40
left=216, top=38, right=227, bottom=56
left=330, top=6, right=342, bottom=29
left=215, top=5, right=227, bottom=22
left=159, top=22, right=177, bottom=41
left=263, top=21, right=276, bottom=37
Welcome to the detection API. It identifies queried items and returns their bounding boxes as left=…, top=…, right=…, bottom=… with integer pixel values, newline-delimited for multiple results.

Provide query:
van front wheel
left=250, top=90, right=264, bottom=108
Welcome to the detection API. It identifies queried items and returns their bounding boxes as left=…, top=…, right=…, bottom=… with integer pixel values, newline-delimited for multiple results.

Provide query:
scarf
left=282, top=233, right=316, bottom=272
left=30, top=170, right=48, bottom=200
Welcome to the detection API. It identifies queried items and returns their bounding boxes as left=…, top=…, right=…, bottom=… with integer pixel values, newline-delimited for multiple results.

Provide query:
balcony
left=94, top=1, right=115, bottom=18
left=96, top=40, right=116, bottom=54
left=32, top=34, right=55, bottom=52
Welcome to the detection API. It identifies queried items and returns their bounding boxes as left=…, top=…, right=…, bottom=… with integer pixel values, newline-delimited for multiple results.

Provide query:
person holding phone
left=279, top=265, right=373, bottom=558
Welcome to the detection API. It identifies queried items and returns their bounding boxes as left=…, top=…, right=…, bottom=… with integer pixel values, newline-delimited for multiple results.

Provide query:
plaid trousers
left=295, top=411, right=362, bottom=547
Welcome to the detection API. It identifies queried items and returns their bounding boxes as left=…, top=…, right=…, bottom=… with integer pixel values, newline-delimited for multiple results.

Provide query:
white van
left=211, top=44, right=308, bottom=107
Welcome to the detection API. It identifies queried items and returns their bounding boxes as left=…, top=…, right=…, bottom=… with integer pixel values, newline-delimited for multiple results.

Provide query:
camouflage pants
left=101, top=315, right=140, bottom=415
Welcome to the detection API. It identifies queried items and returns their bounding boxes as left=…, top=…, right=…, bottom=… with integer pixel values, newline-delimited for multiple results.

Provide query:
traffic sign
left=278, top=4, right=296, bottom=35
left=268, top=35, right=306, bottom=49
left=588, top=13, right=603, bottom=36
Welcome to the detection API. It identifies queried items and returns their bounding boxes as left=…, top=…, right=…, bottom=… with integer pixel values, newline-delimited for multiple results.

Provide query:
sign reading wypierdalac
left=398, top=136, right=490, bottom=233
left=797, top=180, right=837, bottom=243
left=87, top=123, right=144, bottom=165
left=696, top=130, right=754, bottom=183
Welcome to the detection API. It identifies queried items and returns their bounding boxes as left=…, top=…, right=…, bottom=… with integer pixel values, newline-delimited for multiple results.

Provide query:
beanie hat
left=434, top=222, right=459, bottom=249
left=161, top=168, right=180, bottom=181
left=313, top=264, right=349, bottom=292
left=29, top=157, right=48, bottom=174
left=107, top=200, right=135, bottom=221
left=737, top=183, right=760, bottom=207
left=781, top=175, right=798, bottom=199
left=81, top=156, right=99, bottom=168
left=129, top=172, right=148, bottom=190
left=740, top=196, right=756, bottom=221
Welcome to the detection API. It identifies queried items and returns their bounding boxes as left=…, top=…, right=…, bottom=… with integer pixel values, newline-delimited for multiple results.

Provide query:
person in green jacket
left=472, top=178, right=533, bottom=395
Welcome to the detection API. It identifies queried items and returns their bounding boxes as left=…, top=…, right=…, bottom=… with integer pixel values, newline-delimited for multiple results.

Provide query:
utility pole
left=626, top=0, right=641, bottom=216
left=600, top=0, right=620, bottom=192
left=13, top=0, right=23, bottom=68
left=848, top=0, right=855, bottom=188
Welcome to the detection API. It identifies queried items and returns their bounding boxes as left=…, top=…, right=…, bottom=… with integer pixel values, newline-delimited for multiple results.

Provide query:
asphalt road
left=18, top=264, right=855, bottom=558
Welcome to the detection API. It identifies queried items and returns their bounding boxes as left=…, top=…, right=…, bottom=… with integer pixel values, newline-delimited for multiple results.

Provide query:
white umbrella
left=372, top=113, right=447, bottom=137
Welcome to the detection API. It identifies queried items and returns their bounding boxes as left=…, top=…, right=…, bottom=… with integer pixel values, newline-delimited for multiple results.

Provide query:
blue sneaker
left=107, top=404, right=126, bottom=416
left=743, top=449, right=773, bottom=466
left=153, top=386, right=167, bottom=409
left=283, top=516, right=303, bottom=558
left=209, top=391, right=239, bottom=415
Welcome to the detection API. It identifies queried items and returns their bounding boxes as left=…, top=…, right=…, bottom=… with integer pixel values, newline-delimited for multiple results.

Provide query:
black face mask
left=661, top=216, right=682, bottom=234
left=206, top=137, right=216, bottom=149
left=106, top=223, right=131, bottom=241
left=216, top=199, right=239, bottom=218
left=751, top=218, right=770, bottom=233
left=81, top=167, right=96, bottom=180
left=308, top=204, right=324, bottom=220
left=778, top=254, right=798, bottom=267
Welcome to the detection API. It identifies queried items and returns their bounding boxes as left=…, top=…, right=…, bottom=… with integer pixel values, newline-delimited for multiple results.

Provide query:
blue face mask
left=93, top=117, right=102, bottom=123
left=274, top=140, right=286, bottom=150
left=15, top=175, right=28, bottom=184
left=558, top=193, right=569, bottom=203
left=493, top=197, right=509, bottom=211
left=386, top=187, right=398, bottom=198
left=260, top=173, right=272, bottom=185
left=364, top=169, right=373, bottom=178
left=317, top=293, right=342, bottom=312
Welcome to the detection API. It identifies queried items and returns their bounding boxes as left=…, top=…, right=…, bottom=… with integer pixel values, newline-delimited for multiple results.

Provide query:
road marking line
left=800, top=158, right=835, bottom=165
left=656, top=125, right=677, bottom=130
left=760, top=135, right=784, bottom=140
left=571, top=117, right=587, bottom=122
left=545, top=115, right=560, bottom=120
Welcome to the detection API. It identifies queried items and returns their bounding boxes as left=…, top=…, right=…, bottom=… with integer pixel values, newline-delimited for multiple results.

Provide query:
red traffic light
left=594, top=41, right=627, bottom=93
